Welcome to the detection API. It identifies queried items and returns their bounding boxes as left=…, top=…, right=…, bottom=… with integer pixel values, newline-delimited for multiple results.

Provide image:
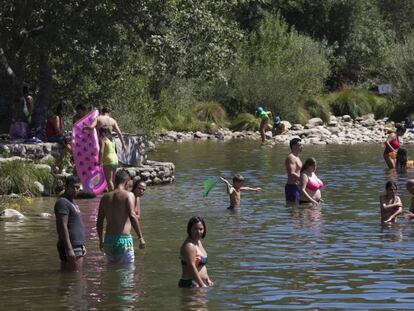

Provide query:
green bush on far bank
left=0, top=160, right=58, bottom=196
left=325, top=89, right=396, bottom=119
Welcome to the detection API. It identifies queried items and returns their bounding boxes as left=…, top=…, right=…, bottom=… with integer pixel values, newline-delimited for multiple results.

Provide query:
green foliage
left=0, top=160, right=57, bottom=196
left=303, top=99, right=330, bottom=123
left=383, top=34, right=414, bottom=110
left=231, top=14, right=330, bottom=123
left=230, top=113, right=259, bottom=131
left=193, top=102, right=228, bottom=128
left=327, top=89, right=394, bottom=119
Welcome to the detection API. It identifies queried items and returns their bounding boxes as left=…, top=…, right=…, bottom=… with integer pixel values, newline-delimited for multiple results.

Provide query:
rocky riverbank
left=158, top=114, right=414, bottom=145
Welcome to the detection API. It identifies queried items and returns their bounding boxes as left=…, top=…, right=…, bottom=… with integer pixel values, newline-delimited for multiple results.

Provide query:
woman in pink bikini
left=384, top=124, right=406, bottom=169
left=299, top=158, right=324, bottom=205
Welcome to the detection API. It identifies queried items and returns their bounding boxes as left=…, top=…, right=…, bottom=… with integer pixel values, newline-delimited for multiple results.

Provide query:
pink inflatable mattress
left=72, top=110, right=107, bottom=194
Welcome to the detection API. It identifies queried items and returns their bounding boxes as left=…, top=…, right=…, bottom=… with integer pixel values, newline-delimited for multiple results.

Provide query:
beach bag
left=9, top=121, right=28, bottom=138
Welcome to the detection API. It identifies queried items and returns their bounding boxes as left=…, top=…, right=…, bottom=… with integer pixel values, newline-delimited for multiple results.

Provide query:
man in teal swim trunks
left=97, top=170, right=145, bottom=264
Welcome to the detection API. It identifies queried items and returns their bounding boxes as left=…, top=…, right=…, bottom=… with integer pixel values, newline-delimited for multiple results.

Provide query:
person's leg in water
left=260, top=119, right=272, bottom=143
left=384, top=153, right=396, bottom=169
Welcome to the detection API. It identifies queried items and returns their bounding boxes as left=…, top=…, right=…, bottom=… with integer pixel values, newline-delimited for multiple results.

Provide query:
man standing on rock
left=54, top=175, right=85, bottom=272
left=285, top=138, right=303, bottom=204
left=97, top=170, right=145, bottom=264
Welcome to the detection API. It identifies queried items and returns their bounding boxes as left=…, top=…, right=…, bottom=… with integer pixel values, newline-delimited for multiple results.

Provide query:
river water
left=2, top=141, right=414, bottom=310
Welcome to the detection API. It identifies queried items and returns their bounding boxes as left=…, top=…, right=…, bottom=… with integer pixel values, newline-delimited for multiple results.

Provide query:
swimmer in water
left=220, top=175, right=261, bottom=209
left=299, top=158, right=324, bottom=206
left=405, top=179, right=414, bottom=220
left=380, top=181, right=402, bottom=224
left=179, top=216, right=213, bottom=288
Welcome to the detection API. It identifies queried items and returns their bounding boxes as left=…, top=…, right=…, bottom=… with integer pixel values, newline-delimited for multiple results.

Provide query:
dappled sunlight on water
left=2, top=141, right=414, bottom=309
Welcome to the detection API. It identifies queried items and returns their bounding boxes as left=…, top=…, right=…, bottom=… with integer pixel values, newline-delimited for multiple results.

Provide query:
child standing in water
left=220, top=175, right=261, bottom=209
left=99, top=127, right=118, bottom=191
left=380, top=181, right=403, bottom=224
left=257, top=107, right=272, bottom=143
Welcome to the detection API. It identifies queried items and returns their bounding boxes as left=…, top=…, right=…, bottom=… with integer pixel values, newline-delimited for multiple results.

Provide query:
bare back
left=97, top=115, right=116, bottom=132
left=101, top=189, right=134, bottom=235
left=286, top=153, right=302, bottom=184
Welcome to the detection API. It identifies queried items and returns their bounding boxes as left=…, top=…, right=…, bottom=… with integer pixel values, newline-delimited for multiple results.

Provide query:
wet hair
left=65, top=175, right=80, bottom=187
left=100, top=107, right=111, bottom=114
left=186, top=216, right=206, bottom=239
left=233, top=174, right=245, bottom=184
left=396, top=123, right=406, bottom=134
left=301, top=157, right=317, bottom=173
left=99, top=127, right=111, bottom=137
left=396, top=148, right=408, bottom=169
left=385, top=181, right=398, bottom=190
left=115, top=169, right=130, bottom=186
left=132, top=180, right=147, bottom=193
left=289, top=138, right=302, bottom=150
left=56, top=103, right=65, bottom=115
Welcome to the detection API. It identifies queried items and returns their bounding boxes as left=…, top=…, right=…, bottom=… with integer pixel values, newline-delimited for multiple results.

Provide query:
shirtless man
left=285, top=138, right=303, bottom=204
left=220, top=175, right=261, bottom=209
left=86, top=107, right=126, bottom=151
left=132, top=181, right=146, bottom=219
left=97, top=170, right=145, bottom=264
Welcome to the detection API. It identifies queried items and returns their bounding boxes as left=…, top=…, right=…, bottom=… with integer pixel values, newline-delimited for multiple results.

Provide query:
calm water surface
left=2, top=141, right=414, bottom=310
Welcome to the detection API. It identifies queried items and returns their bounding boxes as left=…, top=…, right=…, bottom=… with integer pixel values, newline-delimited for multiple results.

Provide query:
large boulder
left=342, top=115, right=352, bottom=122
left=280, top=120, right=292, bottom=130
left=305, top=118, right=324, bottom=128
left=0, top=208, right=25, bottom=219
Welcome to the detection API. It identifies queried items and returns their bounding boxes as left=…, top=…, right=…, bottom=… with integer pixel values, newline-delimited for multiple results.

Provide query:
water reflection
left=180, top=287, right=209, bottom=311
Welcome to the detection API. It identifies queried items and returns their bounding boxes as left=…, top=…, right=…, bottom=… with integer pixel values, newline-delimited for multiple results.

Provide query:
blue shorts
left=285, top=183, right=300, bottom=203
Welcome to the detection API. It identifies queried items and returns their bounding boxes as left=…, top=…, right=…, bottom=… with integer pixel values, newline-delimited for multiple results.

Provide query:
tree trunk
left=33, top=49, right=52, bottom=129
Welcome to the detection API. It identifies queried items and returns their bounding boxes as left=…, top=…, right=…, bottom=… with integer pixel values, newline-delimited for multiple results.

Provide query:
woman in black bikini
left=179, top=216, right=213, bottom=288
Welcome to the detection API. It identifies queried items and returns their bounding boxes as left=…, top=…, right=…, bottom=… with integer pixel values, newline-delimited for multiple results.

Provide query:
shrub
left=230, top=113, right=260, bottom=131
left=303, top=98, right=330, bottom=122
left=0, top=160, right=58, bottom=196
left=193, top=101, right=229, bottom=128
left=327, top=89, right=396, bottom=119
left=329, top=89, right=372, bottom=118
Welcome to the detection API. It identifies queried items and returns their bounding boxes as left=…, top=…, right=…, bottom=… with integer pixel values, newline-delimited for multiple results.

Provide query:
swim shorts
left=285, top=183, right=300, bottom=203
left=178, top=279, right=198, bottom=288
left=103, top=234, right=135, bottom=263
left=57, top=241, right=86, bottom=261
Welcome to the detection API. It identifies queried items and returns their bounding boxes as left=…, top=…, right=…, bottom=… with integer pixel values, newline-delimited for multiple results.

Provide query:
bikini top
left=306, top=173, right=324, bottom=191
left=181, top=255, right=208, bottom=268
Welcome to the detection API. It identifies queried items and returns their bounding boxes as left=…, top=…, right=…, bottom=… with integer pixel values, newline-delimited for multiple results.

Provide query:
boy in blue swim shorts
left=285, top=138, right=303, bottom=204
left=97, top=170, right=145, bottom=264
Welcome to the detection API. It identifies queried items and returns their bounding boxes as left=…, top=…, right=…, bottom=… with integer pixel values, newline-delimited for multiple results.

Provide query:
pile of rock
left=158, top=114, right=414, bottom=145
left=123, top=160, right=175, bottom=185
